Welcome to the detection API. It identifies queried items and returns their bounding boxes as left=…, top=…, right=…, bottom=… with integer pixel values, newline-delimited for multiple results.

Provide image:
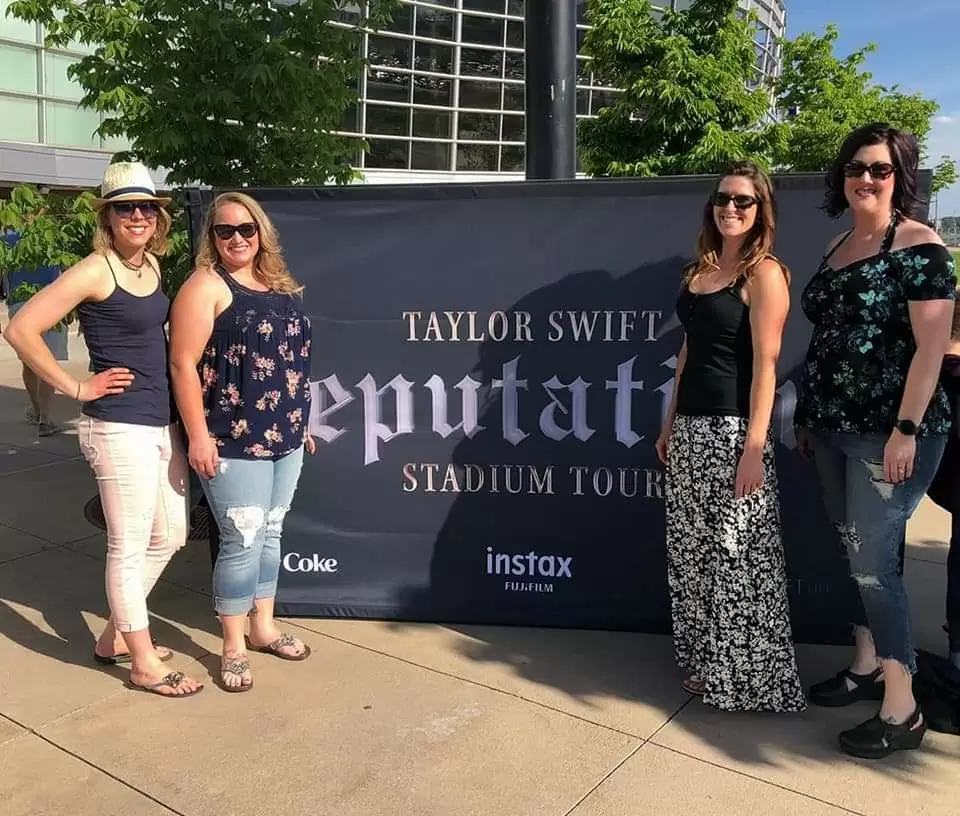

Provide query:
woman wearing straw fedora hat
left=4, top=161, right=204, bottom=698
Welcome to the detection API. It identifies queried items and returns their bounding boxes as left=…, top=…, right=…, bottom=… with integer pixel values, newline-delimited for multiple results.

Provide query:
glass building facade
left=348, top=0, right=787, bottom=179
left=0, top=0, right=131, bottom=152
left=0, top=0, right=787, bottom=188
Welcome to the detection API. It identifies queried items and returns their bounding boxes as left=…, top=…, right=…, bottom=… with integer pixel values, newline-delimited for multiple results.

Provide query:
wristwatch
left=894, top=419, right=918, bottom=436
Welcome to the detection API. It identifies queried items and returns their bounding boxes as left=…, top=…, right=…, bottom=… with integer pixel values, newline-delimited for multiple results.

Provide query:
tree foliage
left=0, top=186, right=95, bottom=274
left=768, top=25, right=949, bottom=192
left=8, top=0, right=396, bottom=187
left=932, top=156, right=959, bottom=197
left=580, top=2, right=954, bottom=194
left=578, top=0, right=773, bottom=178
left=0, top=186, right=98, bottom=328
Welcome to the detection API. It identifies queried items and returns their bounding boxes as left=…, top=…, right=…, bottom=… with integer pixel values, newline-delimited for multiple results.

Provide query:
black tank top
left=675, top=279, right=753, bottom=418
left=77, top=255, right=172, bottom=426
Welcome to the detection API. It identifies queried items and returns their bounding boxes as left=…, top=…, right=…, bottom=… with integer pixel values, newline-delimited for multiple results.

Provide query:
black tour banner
left=186, top=174, right=930, bottom=644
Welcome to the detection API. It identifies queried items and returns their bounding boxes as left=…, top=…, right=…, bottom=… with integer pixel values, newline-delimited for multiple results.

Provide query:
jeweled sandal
left=127, top=671, right=203, bottom=698
left=220, top=654, right=254, bottom=693
left=247, top=632, right=311, bottom=662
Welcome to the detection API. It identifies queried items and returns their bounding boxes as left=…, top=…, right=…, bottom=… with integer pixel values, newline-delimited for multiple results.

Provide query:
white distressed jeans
left=78, top=417, right=189, bottom=632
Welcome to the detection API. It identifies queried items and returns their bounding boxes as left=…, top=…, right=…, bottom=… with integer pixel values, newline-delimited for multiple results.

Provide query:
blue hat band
left=103, top=186, right=158, bottom=199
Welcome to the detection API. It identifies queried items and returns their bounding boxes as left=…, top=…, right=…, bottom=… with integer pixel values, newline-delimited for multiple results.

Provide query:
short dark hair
left=822, top=123, right=925, bottom=219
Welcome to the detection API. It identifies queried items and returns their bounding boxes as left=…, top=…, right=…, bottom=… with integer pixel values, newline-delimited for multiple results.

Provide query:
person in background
left=656, top=161, right=805, bottom=713
left=926, top=293, right=960, bottom=673
left=3, top=162, right=202, bottom=698
left=170, top=192, right=314, bottom=694
left=795, top=123, right=955, bottom=758
left=2, top=230, right=67, bottom=436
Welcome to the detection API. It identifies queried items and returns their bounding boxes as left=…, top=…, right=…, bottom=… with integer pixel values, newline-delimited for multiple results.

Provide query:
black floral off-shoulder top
left=795, top=238, right=956, bottom=436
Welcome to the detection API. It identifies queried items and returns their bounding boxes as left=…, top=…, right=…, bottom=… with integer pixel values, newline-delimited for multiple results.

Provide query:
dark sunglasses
left=213, top=222, right=258, bottom=240
left=711, top=192, right=759, bottom=210
left=110, top=201, right=159, bottom=218
left=843, top=161, right=895, bottom=180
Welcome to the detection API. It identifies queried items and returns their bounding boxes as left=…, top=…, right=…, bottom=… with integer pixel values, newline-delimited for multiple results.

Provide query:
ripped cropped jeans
left=201, top=446, right=305, bottom=616
left=810, top=431, right=946, bottom=673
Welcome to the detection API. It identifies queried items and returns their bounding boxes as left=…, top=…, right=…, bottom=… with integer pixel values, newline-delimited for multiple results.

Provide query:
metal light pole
left=524, top=0, right=577, bottom=180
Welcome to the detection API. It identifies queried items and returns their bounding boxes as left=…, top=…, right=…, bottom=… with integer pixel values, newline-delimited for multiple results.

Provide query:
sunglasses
left=110, top=201, right=159, bottom=219
left=843, top=161, right=895, bottom=180
left=213, top=222, right=258, bottom=240
left=711, top=192, right=759, bottom=210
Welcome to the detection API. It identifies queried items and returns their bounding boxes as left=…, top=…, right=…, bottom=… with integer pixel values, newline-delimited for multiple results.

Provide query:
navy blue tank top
left=675, top=280, right=753, bottom=418
left=78, top=255, right=172, bottom=426
left=199, top=266, right=312, bottom=460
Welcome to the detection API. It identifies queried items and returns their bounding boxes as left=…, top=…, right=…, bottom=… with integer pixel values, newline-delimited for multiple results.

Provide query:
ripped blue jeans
left=201, top=446, right=305, bottom=616
left=810, top=432, right=946, bottom=673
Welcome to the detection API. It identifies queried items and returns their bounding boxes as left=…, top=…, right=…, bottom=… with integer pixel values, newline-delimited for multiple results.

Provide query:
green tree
left=768, top=25, right=952, bottom=192
left=932, top=156, right=959, bottom=197
left=7, top=0, right=395, bottom=187
left=577, top=0, right=773, bottom=178
left=0, top=186, right=97, bottom=330
left=578, top=5, right=952, bottom=193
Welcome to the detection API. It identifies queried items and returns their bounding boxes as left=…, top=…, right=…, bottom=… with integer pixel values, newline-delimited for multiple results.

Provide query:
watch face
left=898, top=420, right=918, bottom=435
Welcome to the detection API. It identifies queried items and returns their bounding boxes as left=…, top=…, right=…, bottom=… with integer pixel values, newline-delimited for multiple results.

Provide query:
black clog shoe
left=808, top=667, right=884, bottom=707
left=838, top=706, right=925, bottom=759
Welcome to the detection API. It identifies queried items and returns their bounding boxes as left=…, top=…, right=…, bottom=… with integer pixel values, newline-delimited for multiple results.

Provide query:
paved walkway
left=0, top=323, right=958, bottom=816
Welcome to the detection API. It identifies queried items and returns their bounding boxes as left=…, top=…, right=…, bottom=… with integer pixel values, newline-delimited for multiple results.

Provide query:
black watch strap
left=895, top=419, right=918, bottom=436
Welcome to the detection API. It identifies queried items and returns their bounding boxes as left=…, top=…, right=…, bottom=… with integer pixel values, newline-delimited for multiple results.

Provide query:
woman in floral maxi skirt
left=656, top=162, right=805, bottom=712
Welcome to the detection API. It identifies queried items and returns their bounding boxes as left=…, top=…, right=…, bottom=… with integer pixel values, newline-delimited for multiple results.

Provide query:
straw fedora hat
left=92, top=161, right=172, bottom=209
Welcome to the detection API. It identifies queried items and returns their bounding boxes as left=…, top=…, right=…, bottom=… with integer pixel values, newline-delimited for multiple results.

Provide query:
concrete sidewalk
left=0, top=326, right=958, bottom=816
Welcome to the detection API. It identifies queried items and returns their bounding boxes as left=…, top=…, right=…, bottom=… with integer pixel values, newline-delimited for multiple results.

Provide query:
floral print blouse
left=795, top=239, right=956, bottom=436
left=200, top=267, right=312, bottom=459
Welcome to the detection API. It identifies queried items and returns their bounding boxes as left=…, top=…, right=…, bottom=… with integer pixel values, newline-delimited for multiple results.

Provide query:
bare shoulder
left=178, top=265, right=228, bottom=298
left=743, top=257, right=789, bottom=312
left=173, top=265, right=232, bottom=320
left=895, top=219, right=945, bottom=249
left=825, top=231, right=849, bottom=255
left=68, top=251, right=111, bottom=278
left=747, top=257, right=789, bottom=288
left=61, top=252, right=113, bottom=297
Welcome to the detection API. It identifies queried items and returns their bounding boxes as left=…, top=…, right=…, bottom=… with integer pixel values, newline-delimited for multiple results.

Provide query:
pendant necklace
left=119, top=254, right=147, bottom=278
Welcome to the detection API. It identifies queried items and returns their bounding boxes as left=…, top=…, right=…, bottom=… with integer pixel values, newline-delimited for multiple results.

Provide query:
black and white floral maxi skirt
left=665, top=414, right=806, bottom=712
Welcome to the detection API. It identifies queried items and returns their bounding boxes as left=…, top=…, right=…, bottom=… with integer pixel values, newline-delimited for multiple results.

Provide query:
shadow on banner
left=183, top=173, right=929, bottom=644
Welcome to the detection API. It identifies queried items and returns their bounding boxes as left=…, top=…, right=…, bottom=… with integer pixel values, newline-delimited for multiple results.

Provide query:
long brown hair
left=683, top=161, right=788, bottom=286
left=195, top=192, right=302, bottom=295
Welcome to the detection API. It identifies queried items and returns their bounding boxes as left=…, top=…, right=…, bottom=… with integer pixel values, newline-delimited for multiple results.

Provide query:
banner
left=186, top=174, right=930, bottom=643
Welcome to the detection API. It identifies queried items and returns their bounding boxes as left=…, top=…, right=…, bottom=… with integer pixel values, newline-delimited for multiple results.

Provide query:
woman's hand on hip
left=735, top=447, right=764, bottom=498
left=77, top=368, right=134, bottom=402
left=305, top=435, right=316, bottom=455
left=884, top=430, right=916, bottom=483
left=189, top=436, right=220, bottom=480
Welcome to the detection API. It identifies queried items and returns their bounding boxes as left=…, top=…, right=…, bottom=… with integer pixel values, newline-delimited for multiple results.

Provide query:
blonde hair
left=683, top=161, right=790, bottom=287
left=195, top=192, right=302, bottom=295
left=93, top=204, right=171, bottom=257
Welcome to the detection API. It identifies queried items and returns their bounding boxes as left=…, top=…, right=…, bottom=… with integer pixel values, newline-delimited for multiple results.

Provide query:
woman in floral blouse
left=795, top=123, right=956, bottom=758
left=170, top=192, right=314, bottom=692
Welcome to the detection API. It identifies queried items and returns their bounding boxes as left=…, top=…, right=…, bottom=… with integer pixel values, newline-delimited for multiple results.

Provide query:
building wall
left=348, top=0, right=786, bottom=178
left=0, top=0, right=787, bottom=190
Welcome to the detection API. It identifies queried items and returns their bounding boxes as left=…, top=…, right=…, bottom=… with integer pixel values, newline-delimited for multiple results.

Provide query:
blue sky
left=785, top=0, right=960, bottom=218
